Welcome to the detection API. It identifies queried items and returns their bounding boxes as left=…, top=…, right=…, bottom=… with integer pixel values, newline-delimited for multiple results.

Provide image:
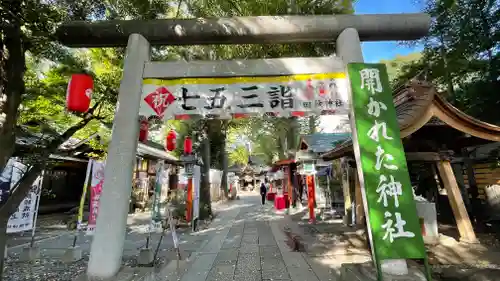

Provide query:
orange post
left=186, top=178, right=193, bottom=222
left=306, top=175, right=315, bottom=223
left=287, top=167, right=292, bottom=207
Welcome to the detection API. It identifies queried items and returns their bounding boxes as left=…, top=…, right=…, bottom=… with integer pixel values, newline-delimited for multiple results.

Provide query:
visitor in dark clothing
left=260, top=180, right=267, bottom=205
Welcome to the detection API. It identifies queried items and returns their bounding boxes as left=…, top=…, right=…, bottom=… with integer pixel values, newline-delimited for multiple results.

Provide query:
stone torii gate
left=56, top=14, right=431, bottom=279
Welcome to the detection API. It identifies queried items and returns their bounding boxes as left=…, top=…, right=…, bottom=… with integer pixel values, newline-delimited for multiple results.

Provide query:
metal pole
left=186, top=177, right=193, bottom=223
left=145, top=177, right=152, bottom=249
left=145, top=234, right=150, bottom=249
left=146, top=178, right=152, bottom=249
left=326, top=172, right=330, bottom=202
left=73, top=160, right=93, bottom=248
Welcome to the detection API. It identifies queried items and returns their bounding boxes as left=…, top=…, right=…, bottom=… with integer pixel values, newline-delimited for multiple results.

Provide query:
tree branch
left=0, top=101, right=102, bottom=218
left=175, top=0, right=184, bottom=18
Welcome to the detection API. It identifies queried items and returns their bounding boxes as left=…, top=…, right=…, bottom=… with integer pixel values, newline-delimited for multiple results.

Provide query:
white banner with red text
left=139, top=73, right=349, bottom=120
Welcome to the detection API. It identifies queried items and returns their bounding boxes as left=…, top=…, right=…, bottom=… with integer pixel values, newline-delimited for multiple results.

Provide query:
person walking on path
left=260, top=180, right=267, bottom=205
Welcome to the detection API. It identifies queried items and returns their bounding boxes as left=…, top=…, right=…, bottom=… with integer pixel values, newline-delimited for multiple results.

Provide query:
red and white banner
left=87, top=160, right=105, bottom=235
left=140, top=74, right=349, bottom=120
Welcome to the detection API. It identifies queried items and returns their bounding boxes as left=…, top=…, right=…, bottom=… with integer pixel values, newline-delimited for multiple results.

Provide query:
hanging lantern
left=166, top=130, right=177, bottom=152
left=66, top=74, right=93, bottom=113
left=184, top=136, right=193, bottom=155
left=138, top=119, right=149, bottom=143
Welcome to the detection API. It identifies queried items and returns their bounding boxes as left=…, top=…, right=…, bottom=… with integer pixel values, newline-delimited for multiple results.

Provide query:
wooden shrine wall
left=463, top=163, right=500, bottom=200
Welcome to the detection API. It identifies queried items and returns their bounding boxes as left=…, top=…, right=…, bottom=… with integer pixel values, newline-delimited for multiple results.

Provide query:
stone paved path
left=206, top=206, right=289, bottom=281
left=164, top=192, right=329, bottom=281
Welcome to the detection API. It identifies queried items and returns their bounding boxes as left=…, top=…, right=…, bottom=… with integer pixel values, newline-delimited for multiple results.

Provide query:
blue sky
left=354, top=0, right=425, bottom=62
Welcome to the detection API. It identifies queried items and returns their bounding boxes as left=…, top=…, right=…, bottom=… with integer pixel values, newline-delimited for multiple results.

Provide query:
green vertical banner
left=151, top=162, right=164, bottom=228
left=77, top=159, right=93, bottom=230
left=347, top=63, right=426, bottom=260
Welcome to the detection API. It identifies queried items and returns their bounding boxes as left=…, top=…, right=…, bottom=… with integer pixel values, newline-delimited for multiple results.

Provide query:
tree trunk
left=0, top=10, right=29, bottom=280
left=0, top=2, right=25, bottom=173
left=277, top=136, right=286, bottom=160
left=199, top=125, right=212, bottom=217
left=0, top=216, right=8, bottom=280
left=286, top=117, right=298, bottom=154
left=308, top=116, right=317, bottom=134
left=0, top=4, right=100, bottom=279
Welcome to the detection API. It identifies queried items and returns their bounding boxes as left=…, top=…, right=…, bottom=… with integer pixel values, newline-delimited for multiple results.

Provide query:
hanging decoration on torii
left=139, top=73, right=350, bottom=120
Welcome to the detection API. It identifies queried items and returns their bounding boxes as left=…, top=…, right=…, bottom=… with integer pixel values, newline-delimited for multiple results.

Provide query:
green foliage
left=170, top=0, right=356, bottom=167
left=1, top=0, right=361, bottom=221
left=380, top=53, right=422, bottom=83
left=229, top=146, right=249, bottom=166
left=393, top=0, right=500, bottom=125
left=20, top=51, right=117, bottom=155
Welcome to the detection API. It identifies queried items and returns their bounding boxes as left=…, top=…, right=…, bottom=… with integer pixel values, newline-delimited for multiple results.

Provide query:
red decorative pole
left=307, top=175, right=316, bottom=223
left=184, top=137, right=194, bottom=223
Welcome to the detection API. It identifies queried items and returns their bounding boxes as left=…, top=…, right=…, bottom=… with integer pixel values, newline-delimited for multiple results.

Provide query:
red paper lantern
left=166, top=130, right=177, bottom=152
left=184, top=136, right=193, bottom=155
left=66, top=74, right=93, bottom=113
left=138, top=119, right=149, bottom=143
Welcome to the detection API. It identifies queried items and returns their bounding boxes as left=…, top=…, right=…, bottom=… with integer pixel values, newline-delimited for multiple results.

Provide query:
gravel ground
left=432, top=265, right=500, bottom=281
left=4, top=253, right=171, bottom=281
left=5, top=257, right=90, bottom=281
left=2, top=214, right=214, bottom=281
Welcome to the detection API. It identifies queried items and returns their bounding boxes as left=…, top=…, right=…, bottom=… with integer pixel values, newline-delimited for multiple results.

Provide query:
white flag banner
left=140, top=74, right=349, bottom=120
left=193, top=165, right=201, bottom=221
left=7, top=174, right=42, bottom=233
left=10, top=161, right=27, bottom=190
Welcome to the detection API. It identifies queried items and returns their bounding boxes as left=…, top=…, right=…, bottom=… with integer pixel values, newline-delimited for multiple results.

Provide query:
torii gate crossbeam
left=56, top=13, right=430, bottom=47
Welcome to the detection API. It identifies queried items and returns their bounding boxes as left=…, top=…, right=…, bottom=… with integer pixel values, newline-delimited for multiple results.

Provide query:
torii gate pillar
left=87, top=34, right=150, bottom=278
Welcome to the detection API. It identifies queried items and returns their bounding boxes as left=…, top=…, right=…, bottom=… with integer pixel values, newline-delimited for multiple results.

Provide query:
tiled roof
left=300, top=133, right=351, bottom=153
left=321, top=80, right=500, bottom=160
